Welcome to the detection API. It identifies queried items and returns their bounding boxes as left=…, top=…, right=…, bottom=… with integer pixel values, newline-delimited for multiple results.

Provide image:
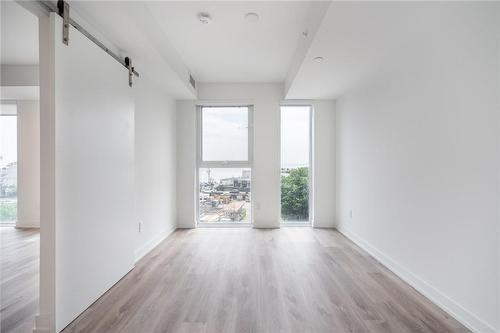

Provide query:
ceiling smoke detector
left=244, top=12, right=259, bottom=23
left=198, top=12, right=212, bottom=25
left=313, top=56, right=324, bottom=62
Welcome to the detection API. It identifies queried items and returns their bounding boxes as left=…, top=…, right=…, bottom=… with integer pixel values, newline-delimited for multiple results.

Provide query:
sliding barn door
left=52, top=13, right=135, bottom=331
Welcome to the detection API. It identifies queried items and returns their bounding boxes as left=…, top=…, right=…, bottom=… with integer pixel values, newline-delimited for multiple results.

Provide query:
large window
left=280, top=105, right=311, bottom=223
left=198, top=106, right=253, bottom=224
left=0, top=104, right=18, bottom=225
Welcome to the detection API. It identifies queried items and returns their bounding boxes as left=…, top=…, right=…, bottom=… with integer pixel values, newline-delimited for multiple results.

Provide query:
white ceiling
left=66, top=1, right=328, bottom=96
left=145, top=1, right=318, bottom=83
left=285, top=2, right=485, bottom=99
left=1, top=0, right=39, bottom=65
left=3, top=1, right=403, bottom=99
left=4, top=1, right=434, bottom=100
left=287, top=2, right=399, bottom=99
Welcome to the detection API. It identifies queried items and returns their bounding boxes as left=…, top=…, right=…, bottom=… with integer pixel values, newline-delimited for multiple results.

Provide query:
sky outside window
left=202, top=106, right=248, bottom=161
left=281, top=106, right=310, bottom=168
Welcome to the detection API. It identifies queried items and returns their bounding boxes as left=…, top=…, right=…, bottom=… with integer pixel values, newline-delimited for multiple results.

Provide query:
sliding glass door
left=197, top=106, right=253, bottom=225
left=280, top=105, right=312, bottom=224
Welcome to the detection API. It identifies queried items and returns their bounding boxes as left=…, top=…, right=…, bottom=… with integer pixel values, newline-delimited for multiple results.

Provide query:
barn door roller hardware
left=38, top=0, right=140, bottom=87
left=125, top=57, right=135, bottom=87
left=59, top=0, right=69, bottom=45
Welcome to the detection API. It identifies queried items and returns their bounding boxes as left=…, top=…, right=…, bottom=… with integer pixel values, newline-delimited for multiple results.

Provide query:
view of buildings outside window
left=281, top=106, right=310, bottom=222
left=0, top=104, right=17, bottom=224
left=199, top=168, right=251, bottom=223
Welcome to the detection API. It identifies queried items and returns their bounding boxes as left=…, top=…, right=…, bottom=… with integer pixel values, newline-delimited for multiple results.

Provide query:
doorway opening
left=280, top=105, right=312, bottom=225
left=1, top=1, right=41, bottom=332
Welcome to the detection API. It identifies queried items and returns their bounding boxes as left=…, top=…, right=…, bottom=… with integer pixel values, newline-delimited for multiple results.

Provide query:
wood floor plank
left=61, top=227, right=469, bottom=333
left=0, top=227, right=39, bottom=333
left=1, top=227, right=470, bottom=333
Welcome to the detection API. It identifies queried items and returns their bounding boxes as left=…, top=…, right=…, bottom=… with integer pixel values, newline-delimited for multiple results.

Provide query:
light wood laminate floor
left=0, top=227, right=39, bottom=333
left=61, top=228, right=468, bottom=333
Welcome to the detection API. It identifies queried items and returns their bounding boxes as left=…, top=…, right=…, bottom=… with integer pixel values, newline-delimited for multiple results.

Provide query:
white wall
left=176, top=99, right=196, bottom=229
left=16, top=100, right=40, bottom=228
left=312, top=100, right=335, bottom=228
left=176, top=83, right=283, bottom=228
left=498, top=11, right=500, bottom=325
left=335, top=4, right=499, bottom=332
left=134, top=77, right=177, bottom=261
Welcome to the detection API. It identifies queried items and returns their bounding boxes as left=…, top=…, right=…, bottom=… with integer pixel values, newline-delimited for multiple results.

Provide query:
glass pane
left=202, top=106, right=248, bottom=161
left=199, top=168, right=251, bottom=223
left=0, top=105, right=17, bottom=224
left=281, top=106, right=310, bottom=222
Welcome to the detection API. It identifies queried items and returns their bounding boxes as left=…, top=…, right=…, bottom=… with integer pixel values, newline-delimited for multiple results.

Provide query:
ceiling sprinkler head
left=198, top=12, right=212, bottom=25
left=244, top=12, right=260, bottom=23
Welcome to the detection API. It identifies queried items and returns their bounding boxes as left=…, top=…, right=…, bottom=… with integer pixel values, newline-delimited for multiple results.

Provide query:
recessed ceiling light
left=313, top=56, right=324, bottom=62
left=245, top=12, right=259, bottom=23
left=198, top=12, right=212, bottom=25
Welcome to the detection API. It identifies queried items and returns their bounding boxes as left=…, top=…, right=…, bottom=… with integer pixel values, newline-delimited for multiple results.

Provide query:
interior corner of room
left=1, top=1, right=499, bottom=333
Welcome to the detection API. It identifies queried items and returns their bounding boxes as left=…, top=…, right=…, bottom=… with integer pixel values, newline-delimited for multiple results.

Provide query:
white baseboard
left=134, top=227, right=176, bottom=263
left=16, top=224, right=40, bottom=229
left=337, top=226, right=498, bottom=333
left=312, top=219, right=335, bottom=228
left=33, top=314, right=51, bottom=333
left=16, top=218, right=40, bottom=228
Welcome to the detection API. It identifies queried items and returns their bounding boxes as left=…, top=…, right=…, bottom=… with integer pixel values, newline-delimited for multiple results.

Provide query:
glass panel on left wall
left=0, top=104, right=18, bottom=225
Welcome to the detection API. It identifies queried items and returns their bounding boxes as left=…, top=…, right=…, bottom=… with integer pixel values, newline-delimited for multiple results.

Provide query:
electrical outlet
left=138, top=221, right=143, bottom=232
